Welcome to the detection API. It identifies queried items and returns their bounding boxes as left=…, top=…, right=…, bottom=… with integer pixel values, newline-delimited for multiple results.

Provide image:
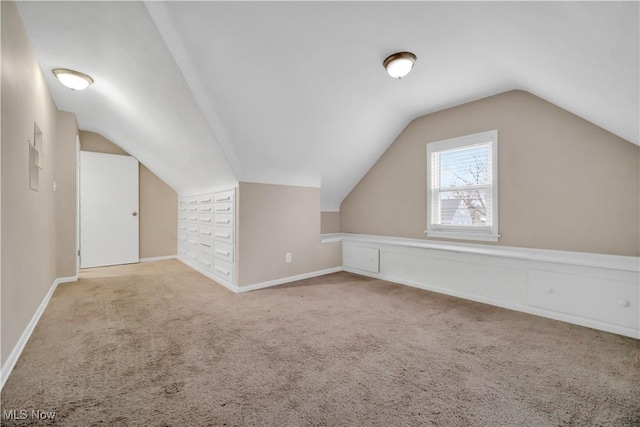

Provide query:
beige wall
left=139, top=165, right=177, bottom=258
left=237, top=183, right=341, bottom=287
left=55, top=112, right=80, bottom=277
left=79, top=131, right=177, bottom=259
left=1, top=1, right=78, bottom=366
left=321, top=212, right=341, bottom=234
left=341, top=90, right=640, bottom=256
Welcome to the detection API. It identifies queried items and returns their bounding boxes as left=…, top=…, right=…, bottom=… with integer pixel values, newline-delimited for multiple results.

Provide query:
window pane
left=436, top=189, right=491, bottom=226
left=439, top=144, right=490, bottom=188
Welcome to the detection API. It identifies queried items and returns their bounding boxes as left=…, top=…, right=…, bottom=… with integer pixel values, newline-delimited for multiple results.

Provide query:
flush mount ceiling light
left=52, top=68, right=94, bottom=90
left=383, top=52, right=417, bottom=79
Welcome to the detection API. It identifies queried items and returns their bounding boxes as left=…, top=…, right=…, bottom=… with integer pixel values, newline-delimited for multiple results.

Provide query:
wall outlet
left=285, top=252, right=292, bottom=263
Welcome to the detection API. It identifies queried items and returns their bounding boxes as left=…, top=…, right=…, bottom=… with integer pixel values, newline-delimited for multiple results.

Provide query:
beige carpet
left=1, top=259, right=638, bottom=426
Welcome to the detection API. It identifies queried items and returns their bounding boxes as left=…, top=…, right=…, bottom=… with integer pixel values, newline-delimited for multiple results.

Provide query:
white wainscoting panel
left=334, top=234, right=639, bottom=339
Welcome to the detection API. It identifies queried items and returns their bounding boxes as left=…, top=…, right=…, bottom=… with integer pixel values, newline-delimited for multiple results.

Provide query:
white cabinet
left=178, top=188, right=237, bottom=287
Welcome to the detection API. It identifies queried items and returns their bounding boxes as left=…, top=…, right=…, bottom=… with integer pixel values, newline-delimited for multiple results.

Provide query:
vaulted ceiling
left=16, top=1, right=639, bottom=211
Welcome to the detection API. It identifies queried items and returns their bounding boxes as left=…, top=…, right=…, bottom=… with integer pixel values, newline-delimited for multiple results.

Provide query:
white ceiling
left=16, top=1, right=639, bottom=211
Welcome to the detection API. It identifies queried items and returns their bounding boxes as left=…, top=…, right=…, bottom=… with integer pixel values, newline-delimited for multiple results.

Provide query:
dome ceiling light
left=383, top=52, right=417, bottom=79
left=52, top=68, right=94, bottom=90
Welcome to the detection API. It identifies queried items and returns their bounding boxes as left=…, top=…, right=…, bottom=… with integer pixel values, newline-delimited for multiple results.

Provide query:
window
left=426, top=130, right=498, bottom=242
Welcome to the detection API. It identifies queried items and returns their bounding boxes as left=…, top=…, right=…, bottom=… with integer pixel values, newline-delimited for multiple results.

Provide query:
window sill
left=424, top=230, right=500, bottom=242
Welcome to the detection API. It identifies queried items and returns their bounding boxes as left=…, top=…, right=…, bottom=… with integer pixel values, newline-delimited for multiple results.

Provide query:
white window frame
left=426, top=130, right=499, bottom=242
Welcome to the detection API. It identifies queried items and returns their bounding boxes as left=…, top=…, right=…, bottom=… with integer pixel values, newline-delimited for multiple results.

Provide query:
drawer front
left=177, top=234, right=188, bottom=248
left=186, top=249, right=199, bottom=263
left=528, top=269, right=639, bottom=328
left=214, top=241, right=234, bottom=262
left=198, top=252, right=214, bottom=272
left=198, top=195, right=214, bottom=204
left=199, top=225, right=214, bottom=239
left=213, top=213, right=234, bottom=228
left=213, top=202, right=234, bottom=214
left=213, top=227, right=234, bottom=244
left=213, top=258, right=234, bottom=283
left=198, top=214, right=214, bottom=225
left=199, top=236, right=214, bottom=255
left=213, top=190, right=234, bottom=203
left=178, top=247, right=187, bottom=257
left=198, top=204, right=214, bottom=213
left=186, top=224, right=199, bottom=235
left=343, top=246, right=380, bottom=273
left=187, top=234, right=199, bottom=249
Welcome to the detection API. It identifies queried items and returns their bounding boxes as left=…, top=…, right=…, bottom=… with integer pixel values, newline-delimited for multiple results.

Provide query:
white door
left=80, top=151, right=139, bottom=268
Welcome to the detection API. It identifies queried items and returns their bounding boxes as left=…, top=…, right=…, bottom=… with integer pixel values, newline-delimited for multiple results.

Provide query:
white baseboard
left=177, top=256, right=237, bottom=293
left=178, top=255, right=343, bottom=294
left=1, top=275, right=77, bottom=391
left=139, top=255, right=176, bottom=263
left=236, top=267, right=343, bottom=293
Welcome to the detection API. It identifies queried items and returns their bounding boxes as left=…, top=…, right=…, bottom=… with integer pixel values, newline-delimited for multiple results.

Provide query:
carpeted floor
left=1, top=259, right=639, bottom=426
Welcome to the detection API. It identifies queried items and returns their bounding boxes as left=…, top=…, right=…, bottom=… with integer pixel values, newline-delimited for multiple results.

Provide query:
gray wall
left=341, top=90, right=639, bottom=256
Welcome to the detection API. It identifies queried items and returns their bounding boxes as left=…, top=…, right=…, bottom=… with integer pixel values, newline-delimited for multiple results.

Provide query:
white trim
left=320, top=233, right=343, bottom=243
left=324, top=233, right=639, bottom=272
left=344, top=267, right=639, bottom=339
left=139, top=255, right=176, bottom=263
left=1, top=276, right=77, bottom=391
left=424, top=230, right=500, bottom=242
left=236, top=267, right=343, bottom=293
left=426, top=129, right=499, bottom=242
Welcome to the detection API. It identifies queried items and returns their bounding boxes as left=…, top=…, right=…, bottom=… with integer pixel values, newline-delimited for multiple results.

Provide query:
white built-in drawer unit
left=338, top=235, right=640, bottom=339
left=178, top=188, right=237, bottom=287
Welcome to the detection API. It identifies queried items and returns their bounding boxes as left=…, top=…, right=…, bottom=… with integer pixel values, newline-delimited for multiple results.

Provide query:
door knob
left=132, top=212, right=138, bottom=216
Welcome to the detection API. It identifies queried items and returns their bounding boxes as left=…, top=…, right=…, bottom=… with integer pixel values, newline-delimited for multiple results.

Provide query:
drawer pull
left=201, top=243, right=212, bottom=248
left=215, top=233, right=230, bottom=239
left=215, top=250, right=230, bottom=256
left=215, top=266, right=230, bottom=275
left=188, top=254, right=197, bottom=260
left=543, top=286, right=553, bottom=294
left=179, top=226, right=187, bottom=230
left=201, top=260, right=211, bottom=267
left=217, top=196, right=231, bottom=201
left=216, top=219, right=231, bottom=225
left=179, top=216, right=186, bottom=220
left=201, top=207, right=212, bottom=212
left=200, top=198, right=213, bottom=203
left=188, top=227, right=197, bottom=232
left=201, top=218, right=212, bottom=223
left=179, top=208, right=187, bottom=212
left=188, top=207, right=198, bottom=211
left=216, top=206, right=231, bottom=212
left=189, top=241, right=198, bottom=246
left=617, top=299, right=630, bottom=307
left=179, top=237, right=186, bottom=242
left=201, top=231, right=212, bottom=236
left=178, top=249, right=186, bottom=254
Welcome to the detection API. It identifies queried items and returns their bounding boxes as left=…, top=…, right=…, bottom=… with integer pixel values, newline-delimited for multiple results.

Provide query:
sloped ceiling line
left=143, top=1, right=244, bottom=183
